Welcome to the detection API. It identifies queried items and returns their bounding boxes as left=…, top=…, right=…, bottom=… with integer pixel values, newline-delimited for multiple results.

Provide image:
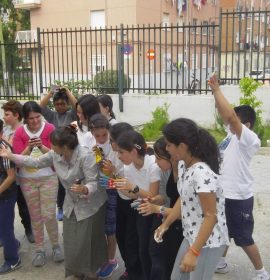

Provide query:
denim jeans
left=0, top=193, right=19, bottom=266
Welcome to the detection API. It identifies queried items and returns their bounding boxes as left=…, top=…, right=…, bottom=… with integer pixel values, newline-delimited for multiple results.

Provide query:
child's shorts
left=225, top=197, right=254, bottom=247
left=105, top=189, right=118, bottom=236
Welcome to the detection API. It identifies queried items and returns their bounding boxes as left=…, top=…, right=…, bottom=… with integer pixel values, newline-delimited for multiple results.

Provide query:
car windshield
left=250, top=70, right=262, bottom=75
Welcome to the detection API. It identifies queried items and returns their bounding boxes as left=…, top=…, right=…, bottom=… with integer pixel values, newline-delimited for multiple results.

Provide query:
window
left=162, top=12, right=170, bottom=29
left=90, top=10, right=105, bottom=28
left=91, top=55, right=106, bottom=75
left=177, top=17, right=184, bottom=32
left=202, top=21, right=208, bottom=35
left=192, top=19, right=198, bottom=34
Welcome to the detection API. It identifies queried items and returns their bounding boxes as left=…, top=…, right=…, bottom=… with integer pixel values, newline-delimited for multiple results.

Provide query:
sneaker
left=52, top=245, right=64, bottom=263
left=32, top=250, right=46, bottom=267
left=215, top=262, right=229, bottom=274
left=97, top=260, right=119, bottom=278
left=0, top=259, right=22, bottom=274
left=25, top=230, right=35, bottom=243
left=57, top=208, right=63, bottom=221
left=119, top=271, right=129, bottom=280
left=252, top=272, right=270, bottom=280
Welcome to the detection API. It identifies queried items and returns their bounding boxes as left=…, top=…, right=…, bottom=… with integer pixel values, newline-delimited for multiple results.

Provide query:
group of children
left=0, top=74, right=269, bottom=280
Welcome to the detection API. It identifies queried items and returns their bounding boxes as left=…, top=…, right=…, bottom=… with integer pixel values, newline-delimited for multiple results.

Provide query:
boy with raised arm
left=209, top=74, right=270, bottom=280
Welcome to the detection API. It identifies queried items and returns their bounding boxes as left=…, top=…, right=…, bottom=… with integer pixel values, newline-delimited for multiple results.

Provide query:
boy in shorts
left=209, top=74, right=270, bottom=280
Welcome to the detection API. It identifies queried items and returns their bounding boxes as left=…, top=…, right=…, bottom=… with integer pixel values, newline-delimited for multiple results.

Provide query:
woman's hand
left=70, top=182, right=88, bottom=195
left=28, top=137, right=42, bottom=149
left=179, top=250, right=198, bottom=273
left=137, top=201, right=159, bottom=216
left=154, top=223, right=169, bottom=243
left=0, top=144, right=12, bottom=159
left=113, top=178, right=132, bottom=190
left=102, top=159, right=116, bottom=176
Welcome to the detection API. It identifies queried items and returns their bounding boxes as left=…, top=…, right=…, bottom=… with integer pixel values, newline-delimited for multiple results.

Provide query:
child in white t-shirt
left=209, top=74, right=270, bottom=280
left=114, top=130, right=161, bottom=280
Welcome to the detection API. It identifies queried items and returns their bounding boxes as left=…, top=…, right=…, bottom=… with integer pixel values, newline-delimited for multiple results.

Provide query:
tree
left=0, top=0, right=30, bottom=94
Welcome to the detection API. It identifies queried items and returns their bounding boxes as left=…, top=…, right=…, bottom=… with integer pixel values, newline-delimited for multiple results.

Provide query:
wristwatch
left=129, top=185, right=140, bottom=194
left=159, top=206, right=166, bottom=217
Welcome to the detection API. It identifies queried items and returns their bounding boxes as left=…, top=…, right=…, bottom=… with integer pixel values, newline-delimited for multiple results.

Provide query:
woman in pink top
left=13, top=101, right=63, bottom=267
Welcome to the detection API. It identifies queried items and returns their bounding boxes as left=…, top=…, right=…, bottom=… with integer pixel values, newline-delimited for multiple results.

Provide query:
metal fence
left=218, top=8, right=270, bottom=84
left=1, top=9, right=270, bottom=101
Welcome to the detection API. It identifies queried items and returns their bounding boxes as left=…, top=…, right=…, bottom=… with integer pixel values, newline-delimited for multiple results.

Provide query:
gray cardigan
left=13, top=146, right=107, bottom=221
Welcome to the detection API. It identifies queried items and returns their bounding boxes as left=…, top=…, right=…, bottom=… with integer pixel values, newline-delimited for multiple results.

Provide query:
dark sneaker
left=119, top=271, right=129, bottom=280
left=0, top=259, right=22, bottom=274
left=97, top=260, right=119, bottom=278
left=25, top=230, right=35, bottom=243
left=57, top=208, right=63, bottom=221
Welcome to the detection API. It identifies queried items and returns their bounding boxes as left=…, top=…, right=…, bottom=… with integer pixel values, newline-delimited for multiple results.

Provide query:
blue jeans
left=0, top=193, right=19, bottom=266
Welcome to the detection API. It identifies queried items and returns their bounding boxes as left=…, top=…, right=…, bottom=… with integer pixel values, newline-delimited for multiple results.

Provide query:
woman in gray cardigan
left=0, top=125, right=107, bottom=280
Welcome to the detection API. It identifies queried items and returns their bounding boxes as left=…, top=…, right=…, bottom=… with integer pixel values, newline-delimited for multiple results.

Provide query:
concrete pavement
left=1, top=151, right=270, bottom=280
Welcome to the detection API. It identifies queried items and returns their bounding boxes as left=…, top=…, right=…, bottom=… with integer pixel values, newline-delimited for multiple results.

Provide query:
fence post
left=117, top=24, right=124, bottom=112
left=0, top=19, right=9, bottom=96
left=218, top=8, right=222, bottom=80
left=37, top=27, right=43, bottom=95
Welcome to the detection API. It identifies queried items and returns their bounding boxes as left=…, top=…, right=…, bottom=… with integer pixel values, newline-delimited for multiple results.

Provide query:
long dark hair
left=163, top=118, right=220, bottom=174
left=22, top=101, right=42, bottom=124
left=76, top=94, right=100, bottom=131
left=153, top=137, right=171, bottom=161
left=97, top=94, right=116, bottom=119
left=109, top=122, right=134, bottom=141
left=50, top=125, right=78, bottom=150
left=116, top=130, right=147, bottom=157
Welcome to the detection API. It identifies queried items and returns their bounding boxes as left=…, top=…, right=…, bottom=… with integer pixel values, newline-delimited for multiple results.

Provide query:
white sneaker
left=215, top=262, right=229, bottom=274
left=252, top=271, right=270, bottom=280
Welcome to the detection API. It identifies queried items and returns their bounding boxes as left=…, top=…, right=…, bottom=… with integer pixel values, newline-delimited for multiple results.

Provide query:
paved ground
left=1, top=150, right=270, bottom=280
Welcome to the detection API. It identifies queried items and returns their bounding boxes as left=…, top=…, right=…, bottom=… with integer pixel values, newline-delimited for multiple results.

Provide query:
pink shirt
left=13, top=122, right=55, bottom=178
left=13, top=122, right=55, bottom=154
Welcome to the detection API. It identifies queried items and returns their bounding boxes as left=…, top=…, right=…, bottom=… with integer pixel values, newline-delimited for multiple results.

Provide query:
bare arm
left=40, top=91, right=53, bottom=108
left=208, top=74, right=242, bottom=138
left=0, top=168, right=16, bottom=194
left=179, top=192, right=217, bottom=273
left=64, top=87, right=77, bottom=109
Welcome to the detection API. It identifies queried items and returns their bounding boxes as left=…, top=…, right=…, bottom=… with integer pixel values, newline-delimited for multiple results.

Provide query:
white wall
left=1, top=85, right=270, bottom=128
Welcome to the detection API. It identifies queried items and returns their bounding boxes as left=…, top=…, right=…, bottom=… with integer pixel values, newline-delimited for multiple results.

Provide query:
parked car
left=249, top=69, right=270, bottom=81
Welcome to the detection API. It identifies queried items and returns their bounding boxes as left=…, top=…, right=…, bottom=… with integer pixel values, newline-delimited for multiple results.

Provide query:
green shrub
left=140, top=103, right=170, bottom=141
left=239, top=77, right=265, bottom=144
left=94, top=70, right=130, bottom=94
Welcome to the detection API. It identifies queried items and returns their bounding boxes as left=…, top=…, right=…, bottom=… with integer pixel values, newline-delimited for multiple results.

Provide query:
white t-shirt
left=219, top=124, right=260, bottom=200
left=72, top=122, right=96, bottom=150
left=124, top=154, right=161, bottom=195
left=178, top=161, right=229, bottom=248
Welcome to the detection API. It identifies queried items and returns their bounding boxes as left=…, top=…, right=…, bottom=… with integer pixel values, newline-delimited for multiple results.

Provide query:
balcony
left=13, top=0, right=41, bottom=10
